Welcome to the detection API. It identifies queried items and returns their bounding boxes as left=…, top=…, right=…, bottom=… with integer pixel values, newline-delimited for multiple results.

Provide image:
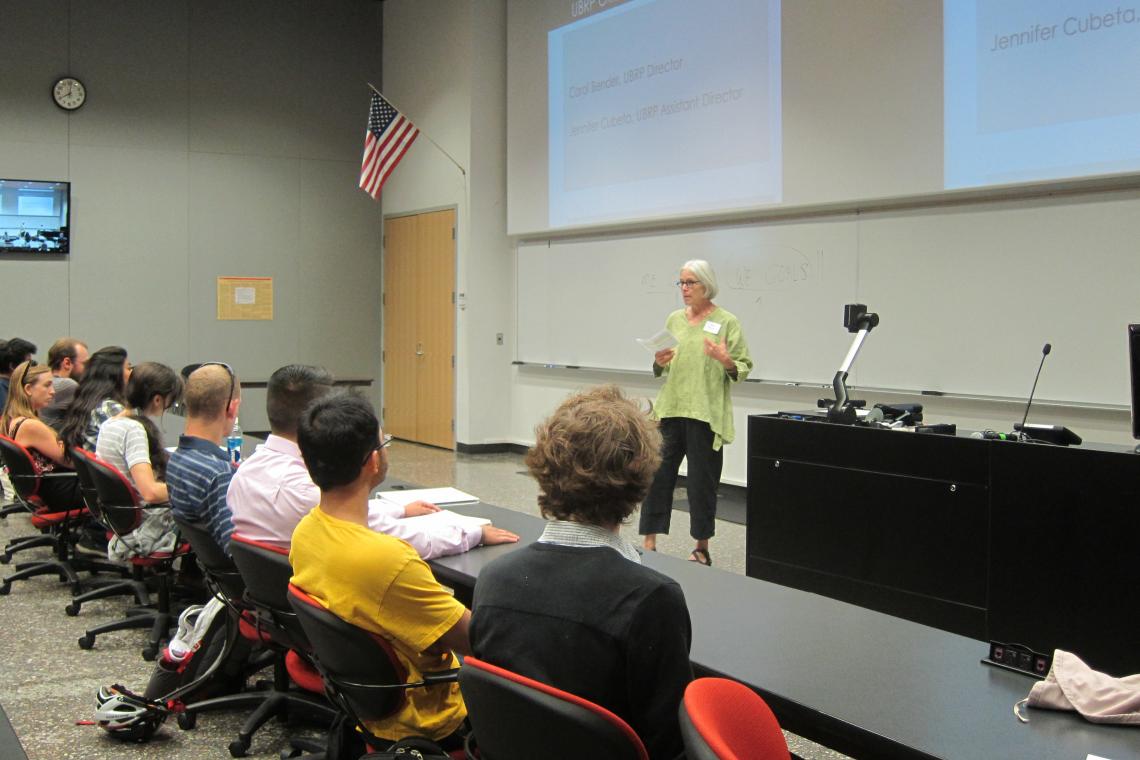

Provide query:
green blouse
left=651, top=306, right=752, bottom=450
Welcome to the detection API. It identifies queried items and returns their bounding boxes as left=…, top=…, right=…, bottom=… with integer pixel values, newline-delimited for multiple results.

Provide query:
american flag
left=359, top=92, right=419, bottom=200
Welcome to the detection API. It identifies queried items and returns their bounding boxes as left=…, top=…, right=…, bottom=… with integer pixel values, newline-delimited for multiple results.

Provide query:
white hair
left=681, top=259, right=718, bottom=300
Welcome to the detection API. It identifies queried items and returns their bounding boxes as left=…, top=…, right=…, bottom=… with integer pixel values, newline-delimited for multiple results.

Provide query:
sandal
left=688, top=548, right=712, bottom=566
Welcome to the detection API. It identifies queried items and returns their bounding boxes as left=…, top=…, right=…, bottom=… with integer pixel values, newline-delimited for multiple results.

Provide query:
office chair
left=65, top=448, right=153, bottom=615
left=287, top=581, right=463, bottom=758
left=76, top=454, right=191, bottom=660
left=0, top=434, right=118, bottom=596
left=181, top=533, right=333, bottom=758
left=457, top=656, right=649, bottom=760
left=160, top=515, right=279, bottom=729
left=678, top=677, right=790, bottom=760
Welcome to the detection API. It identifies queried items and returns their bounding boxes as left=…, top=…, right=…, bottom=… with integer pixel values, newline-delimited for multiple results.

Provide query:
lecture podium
left=746, top=413, right=1140, bottom=678
left=423, top=499, right=1140, bottom=760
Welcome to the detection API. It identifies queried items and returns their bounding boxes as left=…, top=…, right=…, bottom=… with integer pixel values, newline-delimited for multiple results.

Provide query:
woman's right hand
left=654, top=348, right=675, bottom=368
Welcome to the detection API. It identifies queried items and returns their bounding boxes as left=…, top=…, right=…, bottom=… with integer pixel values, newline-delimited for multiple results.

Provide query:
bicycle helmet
left=94, top=684, right=167, bottom=741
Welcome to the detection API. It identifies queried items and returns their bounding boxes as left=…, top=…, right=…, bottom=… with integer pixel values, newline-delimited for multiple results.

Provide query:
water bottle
left=226, top=418, right=243, bottom=464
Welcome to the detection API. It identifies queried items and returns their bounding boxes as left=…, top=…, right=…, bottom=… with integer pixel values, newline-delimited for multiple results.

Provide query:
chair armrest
left=333, top=667, right=460, bottom=693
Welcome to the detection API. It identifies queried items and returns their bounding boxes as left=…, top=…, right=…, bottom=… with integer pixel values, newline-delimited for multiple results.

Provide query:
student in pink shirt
left=227, top=365, right=517, bottom=556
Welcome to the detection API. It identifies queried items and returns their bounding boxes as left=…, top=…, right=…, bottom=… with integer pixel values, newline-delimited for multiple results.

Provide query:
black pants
left=639, top=417, right=722, bottom=541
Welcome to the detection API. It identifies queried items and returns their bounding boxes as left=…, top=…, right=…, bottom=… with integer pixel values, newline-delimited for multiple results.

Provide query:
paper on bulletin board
left=217, top=277, right=273, bottom=320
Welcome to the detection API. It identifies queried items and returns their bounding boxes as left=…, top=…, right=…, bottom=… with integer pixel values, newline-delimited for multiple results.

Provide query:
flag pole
left=367, top=83, right=467, bottom=177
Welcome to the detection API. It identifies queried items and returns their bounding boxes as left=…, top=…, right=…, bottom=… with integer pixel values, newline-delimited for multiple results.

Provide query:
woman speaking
left=640, top=260, right=752, bottom=566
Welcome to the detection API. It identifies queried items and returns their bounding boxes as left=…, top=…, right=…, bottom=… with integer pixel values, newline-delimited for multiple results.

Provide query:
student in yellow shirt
left=289, top=391, right=501, bottom=748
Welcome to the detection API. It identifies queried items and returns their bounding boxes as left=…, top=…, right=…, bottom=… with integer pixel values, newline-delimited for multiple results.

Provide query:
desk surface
left=428, top=501, right=1140, bottom=760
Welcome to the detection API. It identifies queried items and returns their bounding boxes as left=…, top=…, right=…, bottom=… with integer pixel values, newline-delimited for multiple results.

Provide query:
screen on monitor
left=0, top=179, right=70, bottom=254
left=1129, top=324, right=1140, bottom=440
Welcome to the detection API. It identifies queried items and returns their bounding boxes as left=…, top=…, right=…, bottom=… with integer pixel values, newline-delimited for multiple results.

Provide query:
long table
left=426, top=501, right=1140, bottom=760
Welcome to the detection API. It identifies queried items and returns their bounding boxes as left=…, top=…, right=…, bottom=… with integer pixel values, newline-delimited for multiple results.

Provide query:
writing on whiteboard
left=727, top=246, right=818, bottom=293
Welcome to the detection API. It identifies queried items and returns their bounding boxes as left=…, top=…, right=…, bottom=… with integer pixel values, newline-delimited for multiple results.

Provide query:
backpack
left=142, top=598, right=252, bottom=710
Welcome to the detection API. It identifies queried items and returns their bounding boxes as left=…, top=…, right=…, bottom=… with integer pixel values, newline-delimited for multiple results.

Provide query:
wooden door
left=382, top=209, right=456, bottom=448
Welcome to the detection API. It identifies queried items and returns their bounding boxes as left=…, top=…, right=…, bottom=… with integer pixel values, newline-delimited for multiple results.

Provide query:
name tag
left=703, top=320, right=722, bottom=335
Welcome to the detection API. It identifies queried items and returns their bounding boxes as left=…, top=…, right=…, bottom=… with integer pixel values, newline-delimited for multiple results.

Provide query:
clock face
left=52, top=77, right=86, bottom=111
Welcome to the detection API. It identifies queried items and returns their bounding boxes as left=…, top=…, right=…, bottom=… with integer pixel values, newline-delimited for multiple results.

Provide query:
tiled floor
left=0, top=441, right=849, bottom=759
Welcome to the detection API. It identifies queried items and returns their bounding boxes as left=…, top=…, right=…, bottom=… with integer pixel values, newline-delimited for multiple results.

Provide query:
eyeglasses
left=362, top=434, right=394, bottom=465
left=676, top=279, right=701, bottom=289
left=198, top=362, right=236, bottom=408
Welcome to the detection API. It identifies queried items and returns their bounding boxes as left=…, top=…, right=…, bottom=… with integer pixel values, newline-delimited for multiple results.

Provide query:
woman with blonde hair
left=1, top=361, right=83, bottom=508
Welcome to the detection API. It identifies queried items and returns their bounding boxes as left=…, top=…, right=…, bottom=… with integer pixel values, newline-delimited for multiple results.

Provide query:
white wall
left=0, top=0, right=385, bottom=432
left=382, top=0, right=514, bottom=445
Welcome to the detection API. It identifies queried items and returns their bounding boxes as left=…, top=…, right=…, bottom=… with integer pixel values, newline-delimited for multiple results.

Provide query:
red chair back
left=68, top=447, right=106, bottom=520
left=679, top=677, right=790, bottom=760
left=287, top=582, right=413, bottom=734
left=229, top=533, right=309, bottom=651
left=0, top=434, right=44, bottom=506
left=84, top=454, right=144, bottom=536
left=458, top=656, right=649, bottom=760
left=173, top=514, right=246, bottom=603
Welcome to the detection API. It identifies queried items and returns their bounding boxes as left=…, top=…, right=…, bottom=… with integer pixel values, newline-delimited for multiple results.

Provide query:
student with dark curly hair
left=469, top=385, right=694, bottom=760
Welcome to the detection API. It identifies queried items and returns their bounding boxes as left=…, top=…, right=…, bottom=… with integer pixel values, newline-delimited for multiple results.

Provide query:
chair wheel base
left=229, top=737, right=250, bottom=757
left=142, top=646, right=158, bottom=661
left=77, top=634, right=95, bottom=650
left=177, top=712, right=197, bottom=730
left=64, top=602, right=80, bottom=616
left=0, top=553, right=11, bottom=565
left=0, top=582, right=10, bottom=596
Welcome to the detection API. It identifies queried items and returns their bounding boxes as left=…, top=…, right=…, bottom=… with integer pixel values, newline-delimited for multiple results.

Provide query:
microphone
left=1017, top=343, right=1051, bottom=440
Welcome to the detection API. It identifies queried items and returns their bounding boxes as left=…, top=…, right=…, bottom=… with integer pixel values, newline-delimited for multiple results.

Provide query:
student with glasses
left=95, top=362, right=184, bottom=561
left=166, top=363, right=241, bottom=555
left=639, top=259, right=752, bottom=567
left=290, top=391, right=477, bottom=751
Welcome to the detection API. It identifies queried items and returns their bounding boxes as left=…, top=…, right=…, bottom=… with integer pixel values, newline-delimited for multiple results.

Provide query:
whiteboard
left=516, top=219, right=859, bottom=384
left=516, top=190, right=1140, bottom=406
left=857, top=193, right=1140, bottom=405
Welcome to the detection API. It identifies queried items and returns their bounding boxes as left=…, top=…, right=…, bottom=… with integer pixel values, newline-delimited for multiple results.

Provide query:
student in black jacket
left=470, top=385, right=693, bottom=760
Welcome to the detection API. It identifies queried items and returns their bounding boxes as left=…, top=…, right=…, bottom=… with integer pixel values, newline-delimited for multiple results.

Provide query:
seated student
left=289, top=391, right=473, bottom=749
left=0, top=338, right=37, bottom=415
left=229, top=364, right=518, bottom=556
left=469, top=385, right=694, bottom=760
left=41, top=337, right=89, bottom=429
left=167, top=363, right=240, bottom=554
left=59, top=346, right=131, bottom=452
left=1, top=361, right=84, bottom=509
left=96, top=362, right=183, bottom=561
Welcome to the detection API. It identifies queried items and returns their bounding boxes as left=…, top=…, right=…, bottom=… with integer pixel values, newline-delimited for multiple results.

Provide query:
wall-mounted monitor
left=0, top=179, right=70, bottom=254
left=1129, top=324, right=1140, bottom=446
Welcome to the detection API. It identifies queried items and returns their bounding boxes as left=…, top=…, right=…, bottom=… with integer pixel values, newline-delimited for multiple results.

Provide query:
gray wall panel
left=188, top=0, right=303, bottom=158
left=296, top=1, right=383, bottom=163
left=0, top=140, right=70, bottom=183
left=69, top=0, right=190, bottom=153
left=66, top=144, right=190, bottom=367
left=187, top=152, right=301, bottom=379
left=0, top=256, right=72, bottom=351
left=296, top=158, right=383, bottom=380
left=0, top=0, right=69, bottom=146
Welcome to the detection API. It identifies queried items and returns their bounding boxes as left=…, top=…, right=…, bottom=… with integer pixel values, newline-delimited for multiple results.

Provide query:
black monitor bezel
left=1129, top=324, right=1140, bottom=440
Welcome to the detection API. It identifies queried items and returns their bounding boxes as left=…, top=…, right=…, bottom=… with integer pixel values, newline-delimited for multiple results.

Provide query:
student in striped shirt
left=167, top=363, right=241, bottom=555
